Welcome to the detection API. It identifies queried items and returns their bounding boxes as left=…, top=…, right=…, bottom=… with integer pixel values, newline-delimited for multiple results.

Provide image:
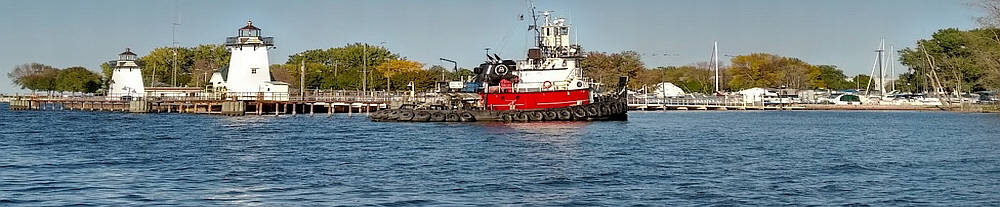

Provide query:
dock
left=627, top=97, right=805, bottom=111
left=5, top=91, right=419, bottom=116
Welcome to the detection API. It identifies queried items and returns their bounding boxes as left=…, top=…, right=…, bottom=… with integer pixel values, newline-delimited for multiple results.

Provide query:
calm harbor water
left=1, top=103, right=999, bottom=206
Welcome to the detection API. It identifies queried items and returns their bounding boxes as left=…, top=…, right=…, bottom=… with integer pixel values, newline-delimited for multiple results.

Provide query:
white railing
left=626, top=95, right=755, bottom=107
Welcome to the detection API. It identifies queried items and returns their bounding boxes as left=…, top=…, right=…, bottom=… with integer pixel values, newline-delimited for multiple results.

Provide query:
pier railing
left=627, top=95, right=756, bottom=107
left=12, top=90, right=447, bottom=104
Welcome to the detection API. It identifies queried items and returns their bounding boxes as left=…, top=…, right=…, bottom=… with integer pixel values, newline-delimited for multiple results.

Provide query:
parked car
left=978, top=91, right=997, bottom=104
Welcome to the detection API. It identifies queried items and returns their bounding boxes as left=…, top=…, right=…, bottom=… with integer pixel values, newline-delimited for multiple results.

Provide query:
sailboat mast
left=713, top=41, right=719, bottom=93
left=877, top=38, right=886, bottom=95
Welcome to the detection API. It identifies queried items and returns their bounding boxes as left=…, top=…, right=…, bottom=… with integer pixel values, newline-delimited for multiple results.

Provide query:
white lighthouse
left=222, top=20, right=288, bottom=98
left=109, top=48, right=145, bottom=98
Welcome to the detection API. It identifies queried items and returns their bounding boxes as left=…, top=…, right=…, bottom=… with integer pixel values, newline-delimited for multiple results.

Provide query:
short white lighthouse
left=222, top=20, right=288, bottom=98
left=109, top=48, right=145, bottom=97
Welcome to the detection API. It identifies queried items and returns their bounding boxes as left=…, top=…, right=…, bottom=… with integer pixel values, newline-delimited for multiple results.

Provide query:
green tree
left=851, top=74, right=871, bottom=91
left=54, top=67, right=102, bottom=93
left=284, top=43, right=400, bottom=90
left=135, top=44, right=230, bottom=87
left=813, top=65, right=852, bottom=90
left=7, top=63, right=60, bottom=92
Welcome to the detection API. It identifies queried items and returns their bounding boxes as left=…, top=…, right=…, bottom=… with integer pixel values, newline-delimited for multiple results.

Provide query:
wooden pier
left=627, top=97, right=805, bottom=111
left=5, top=91, right=413, bottom=116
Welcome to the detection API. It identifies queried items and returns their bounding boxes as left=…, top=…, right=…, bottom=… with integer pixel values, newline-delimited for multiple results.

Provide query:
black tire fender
left=572, top=106, right=587, bottom=119
left=543, top=110, right=558, bottom=120
left=430, top=112, right=446, bottom=122
left=446, top=112, right=461, bottom=122
left=514, top=112, right=530, bottom=122
left=585, top=105, right=599, bottom=117
left=529, top=111, right=544, bottom=121
left=557, top=109, right=573, bottom=120
left=398, top=110, right=415, bottom=121
left=460, top=111, right=476, bottom=122
left=414, top=111, right=431, bottom=122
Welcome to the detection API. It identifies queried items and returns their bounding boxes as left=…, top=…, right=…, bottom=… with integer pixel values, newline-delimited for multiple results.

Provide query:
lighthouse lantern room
left=221, top=20, right=287, bottom=99
left=109, top=48, right=145, bottom=98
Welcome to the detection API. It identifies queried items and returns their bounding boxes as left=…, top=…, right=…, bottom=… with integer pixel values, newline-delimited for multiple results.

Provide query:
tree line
left=581, top=51, right=865, bottom=93
left=896, top=28, right=1000, bottom=93
left=272, top=43, right=473, bottom=92
left=8, top=43, right=476, bottom=93
left=7, top=63, right=102, bottom=93
left=9, top=45, right=861, bottom=95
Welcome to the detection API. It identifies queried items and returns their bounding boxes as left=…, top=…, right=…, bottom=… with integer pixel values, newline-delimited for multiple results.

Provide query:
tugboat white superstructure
left=371, top=8, right=628, bottom=122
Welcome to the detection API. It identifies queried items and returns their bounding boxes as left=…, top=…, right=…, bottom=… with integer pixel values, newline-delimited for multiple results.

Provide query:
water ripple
left=2, top=105, right=1000, bottom=205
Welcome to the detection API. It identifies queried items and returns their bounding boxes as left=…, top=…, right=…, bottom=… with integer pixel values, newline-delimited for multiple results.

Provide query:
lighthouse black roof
left=119, top=48, right=137, bottom=56
left=241, top=20, right=260, bottom=31
left=118, top=48, right=137, bottom=61
left=226, top=19, right=274, bottom=46
left=238, top=20, right=262, bottom=37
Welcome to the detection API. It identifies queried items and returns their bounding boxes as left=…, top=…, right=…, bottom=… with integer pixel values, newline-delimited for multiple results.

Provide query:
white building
left=220, top=20, right=288, bottom=99
left=737, top=87, right=776, bottom=103
left=208, top=66, right=227, bottom=92
left=109, top=48, right=145, bottom=98
left=652, top=82, right=686, bottom=98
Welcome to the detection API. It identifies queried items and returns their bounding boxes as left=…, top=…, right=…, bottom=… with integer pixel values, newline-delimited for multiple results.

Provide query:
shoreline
left=3, top=99, right=998, bottom=114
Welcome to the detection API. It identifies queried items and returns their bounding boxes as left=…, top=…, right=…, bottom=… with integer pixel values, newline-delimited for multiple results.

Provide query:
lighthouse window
left=251, top=68, right=258, bottom=74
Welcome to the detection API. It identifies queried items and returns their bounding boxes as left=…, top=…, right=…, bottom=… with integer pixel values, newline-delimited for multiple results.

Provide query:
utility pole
left=172, top=46, right=178, bottom=87
left=300, top=60, right=305, bottom=97
left=150, top=64, right=156, bottom=87
left=890, top=44, right=896, bottom=92
left=363, top=44, right=367, bottom=95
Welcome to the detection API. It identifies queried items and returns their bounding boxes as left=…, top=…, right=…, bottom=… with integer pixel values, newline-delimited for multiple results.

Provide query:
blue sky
left=0, top=0, right=978, bottom=93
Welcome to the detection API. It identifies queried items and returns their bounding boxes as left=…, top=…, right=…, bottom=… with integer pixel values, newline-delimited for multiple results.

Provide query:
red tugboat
left=371, top=9, right=628, bottom=122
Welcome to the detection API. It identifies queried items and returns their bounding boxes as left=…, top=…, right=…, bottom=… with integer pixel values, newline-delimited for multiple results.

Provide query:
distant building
left=209, top=66, right=227, bottom=92
left=109, top=48, right=145, bottom=97
left=217, top=20, right=288, bottom=99
left=652, top=82, right=686, bottom=98
left=146, top=87, right=203, bottom=98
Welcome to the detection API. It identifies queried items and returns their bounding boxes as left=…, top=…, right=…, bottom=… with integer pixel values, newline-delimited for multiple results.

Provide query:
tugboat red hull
left=481, top=89, right=590, bottom=110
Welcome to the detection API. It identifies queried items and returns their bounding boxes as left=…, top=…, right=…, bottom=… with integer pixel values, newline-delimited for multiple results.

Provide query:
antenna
left=171, top=0, right=181, bottom=87
left=527, top=0, right=542, bottom=48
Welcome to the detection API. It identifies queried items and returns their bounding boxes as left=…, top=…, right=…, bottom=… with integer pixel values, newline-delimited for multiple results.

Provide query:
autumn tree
left=580, top=51, right=645, bottom=90
left=725, top=53, right=823, bottom=90
left=376, top=59, right=423, bottom=90
left=640, top=65, right=714, bottom=94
